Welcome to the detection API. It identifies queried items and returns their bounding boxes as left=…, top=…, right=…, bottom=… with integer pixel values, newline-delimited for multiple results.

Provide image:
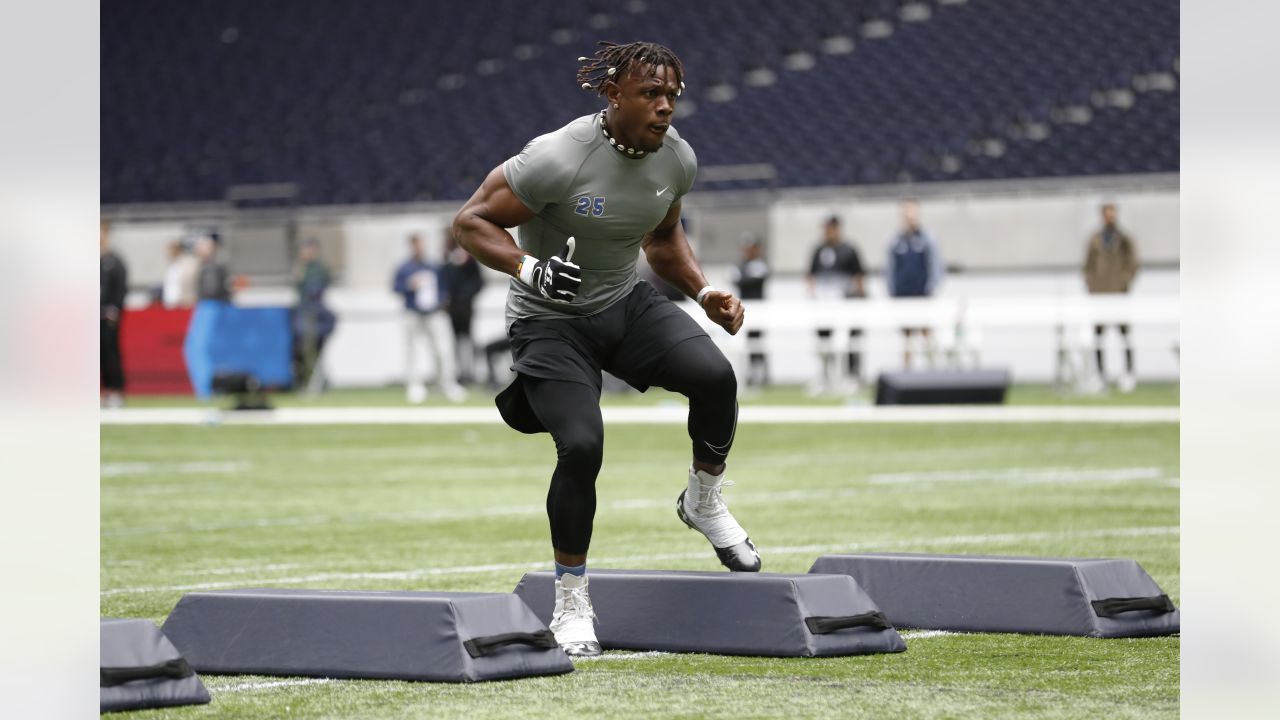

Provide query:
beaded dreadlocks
left=576, top=41, right=685, bottom=96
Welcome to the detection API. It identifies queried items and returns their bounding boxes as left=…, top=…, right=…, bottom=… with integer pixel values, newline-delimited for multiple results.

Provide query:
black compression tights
left=523, top=336, right=738, bottom=555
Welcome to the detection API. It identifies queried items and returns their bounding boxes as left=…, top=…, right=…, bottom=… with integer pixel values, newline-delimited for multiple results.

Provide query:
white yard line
left=101, top=525, right=1178, bottom=596
left=101, top=461, right=251, bottom=477
left=760, top=525, right=1178, bottom=557
left=900, top=630, right=957, bottom=640
left=100, top=405, right=1179, bottom=425
left=867, top=467, right=1166, bottom=485
left=101, top=488, right=876, bottom=538
left=207, top=656, right=666, bottom=693
left=213, top=677, right=337, bottom=693
left=201, top=563, right=305, bottom=576
left=573, top=651, right=673, bottom=662
left=103, top=465, right=1171, bottom=538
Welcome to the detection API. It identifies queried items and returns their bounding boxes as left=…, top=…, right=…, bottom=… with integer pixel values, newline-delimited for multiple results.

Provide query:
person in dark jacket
left=441, top=231, right=484, bottom=385
left=731, top=234, right=770, bottom=386
left=194, top=234, right=231, bottom=302
left=292, top=238, right=336, bottom=391
left=1083, top=202, right=1140, bottom=392
left=806, top=217, right=866, bottom=392
left=100, top=219, right=128, bottom=407
left=885, top=200, right=944, bottom=369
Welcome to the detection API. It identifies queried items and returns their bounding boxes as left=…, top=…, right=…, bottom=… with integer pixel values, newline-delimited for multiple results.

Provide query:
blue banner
left=183, top=301, right=293, bottom=399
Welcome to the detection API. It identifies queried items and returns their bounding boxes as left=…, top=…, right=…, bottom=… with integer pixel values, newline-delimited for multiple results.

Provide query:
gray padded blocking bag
left=808, top=553, right=1179, bottom=637
left=101, top=617, right=210, bottom=713
left=161, top=589, right=575, bottom=682
left=514, top=569, right=906, bottom=657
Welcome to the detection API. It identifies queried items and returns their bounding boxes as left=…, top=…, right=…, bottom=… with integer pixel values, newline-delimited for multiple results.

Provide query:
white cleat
left=677, top=467, right=761, bottom=572
left=549, top=573, right=601, bottom=657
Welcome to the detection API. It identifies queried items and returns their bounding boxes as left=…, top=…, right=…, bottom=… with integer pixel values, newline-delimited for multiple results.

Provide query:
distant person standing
left=731, top=234, right=770, bottom=387
left=393, top=233, right=466, bottom=403
left=1083, top=202, right=1139, bottom=392
left=885, top=200, right=944, bottom=369
left=441, top=232, right=484, bottom=385
left=160, top=239, right=199, bottom=308
left=292, top=239, right=336, bottom=392
left=100, top=219, right=128, bottom=407
left=806, top=216, right=865, bottom=393
left=194, top=234, right=231, bottom=302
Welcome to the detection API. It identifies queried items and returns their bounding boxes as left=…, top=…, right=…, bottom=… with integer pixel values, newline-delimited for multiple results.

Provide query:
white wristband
left=695, top=285, right=716, bottom=306
left=517, top=255, right=539, bottom=287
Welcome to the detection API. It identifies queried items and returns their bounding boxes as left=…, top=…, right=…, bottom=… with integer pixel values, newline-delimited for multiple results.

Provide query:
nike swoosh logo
left=702, top=401, right=739, bottom=457
left=656, top=186, right=669, bottom=196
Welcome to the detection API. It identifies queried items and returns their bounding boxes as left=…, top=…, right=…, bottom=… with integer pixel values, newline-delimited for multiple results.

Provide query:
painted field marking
left=900, top=630, right=957, bottom=640
left=573, top=651, right=673, bottom=663
left=867, top=467, right=1166, bottom=485
left=101, top=461, right=250, bottom=477
left=102, top=525, right=1178, bottom=597
left=213, top=677, right=338, bottom=693
left=100, top=405, right=1179, bottom=426
left=102, top=466, right=1170, bottom=538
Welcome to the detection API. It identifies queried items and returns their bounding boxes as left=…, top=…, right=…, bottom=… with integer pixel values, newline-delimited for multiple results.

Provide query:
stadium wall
left=106, top=174, right=1178, bottom=290
left=104, top=175, right=1179, bottom=388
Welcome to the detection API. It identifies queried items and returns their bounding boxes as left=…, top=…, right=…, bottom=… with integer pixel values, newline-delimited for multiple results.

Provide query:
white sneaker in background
left=549, top=574, right=601, bottom=657
left=1117, top=373, right=1137, bottom=393
left=406, top=383, right=428, bottom=404
left=677, top=467, right=761, bottom=572
left=1079, top=375, right=1107, bottom=396
left=441, top=382, right=468, bottom=403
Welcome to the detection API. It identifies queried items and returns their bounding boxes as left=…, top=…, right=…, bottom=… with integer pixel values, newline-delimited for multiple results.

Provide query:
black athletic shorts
left=496, top=281, right=708, bottom=433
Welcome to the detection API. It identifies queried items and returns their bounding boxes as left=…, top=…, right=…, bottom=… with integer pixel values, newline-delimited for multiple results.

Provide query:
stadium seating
left=101, top=0, right=1178, bottom=205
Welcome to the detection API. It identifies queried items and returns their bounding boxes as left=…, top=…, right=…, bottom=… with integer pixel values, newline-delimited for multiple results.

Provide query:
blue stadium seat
left=101, top=0, right=1179, bottom=204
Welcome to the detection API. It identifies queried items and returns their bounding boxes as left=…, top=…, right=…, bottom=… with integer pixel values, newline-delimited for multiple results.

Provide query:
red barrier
left=120, top=306, right=194, bottom=395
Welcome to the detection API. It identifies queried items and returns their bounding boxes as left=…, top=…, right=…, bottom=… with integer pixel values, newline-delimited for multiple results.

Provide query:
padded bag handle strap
left=464, top=629, right=559, bottom=658
left=1091, top=594, right=1176, bottom=617
left=805, top=611, right=893, bottom=634
left=100, top=658, right=194, bottom=687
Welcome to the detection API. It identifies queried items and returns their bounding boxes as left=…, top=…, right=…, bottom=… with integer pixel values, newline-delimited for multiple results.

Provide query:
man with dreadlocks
left=454, top=41, right=758, bottom=657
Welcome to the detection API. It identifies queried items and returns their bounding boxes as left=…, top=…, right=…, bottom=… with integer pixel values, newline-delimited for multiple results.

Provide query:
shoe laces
left=695, top=479, right=735, bottom=517
left=562, top=583, right=598, bottom=624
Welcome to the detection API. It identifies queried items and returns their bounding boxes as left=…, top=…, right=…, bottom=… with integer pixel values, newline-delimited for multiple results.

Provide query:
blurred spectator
left=195, top=234, right=231, bottom=302
left=291, top=238, right=336, bottom=393
left=1084, top=202, right=1139, bottom=392
left=731, top=234, right=770, bottom=387
left=160, top=239, right=199, bottom=308
left=806, top=216, right=866, bottom=393
left=886, top=200, right=944, bottom=369
left=393, top=233, right=466, bottom=403
left=100, top=219, right=128, bottom=407
left=442, top=231, right=484, bottom=385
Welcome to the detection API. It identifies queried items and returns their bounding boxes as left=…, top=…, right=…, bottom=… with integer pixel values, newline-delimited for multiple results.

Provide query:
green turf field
left=101, top=418, right=1178, bottom=719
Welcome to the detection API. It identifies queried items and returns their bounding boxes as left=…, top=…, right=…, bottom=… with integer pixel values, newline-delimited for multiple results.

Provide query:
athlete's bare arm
left=453, top=166, right=537, bottom=277
left=643, top=201, right=744, bottom=335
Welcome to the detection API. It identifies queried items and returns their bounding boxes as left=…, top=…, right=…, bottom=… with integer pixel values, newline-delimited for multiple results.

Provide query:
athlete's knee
left=699, top=353, right=737, bottom=401
left=555, top=423, right=604, bottom=474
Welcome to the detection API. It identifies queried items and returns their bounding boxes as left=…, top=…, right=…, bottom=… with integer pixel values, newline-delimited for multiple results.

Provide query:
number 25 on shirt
left=573, top=196, right=606, bottom=218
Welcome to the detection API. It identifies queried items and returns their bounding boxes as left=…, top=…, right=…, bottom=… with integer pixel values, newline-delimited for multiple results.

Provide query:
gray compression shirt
left=502, top=111, right=697, bottom=327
